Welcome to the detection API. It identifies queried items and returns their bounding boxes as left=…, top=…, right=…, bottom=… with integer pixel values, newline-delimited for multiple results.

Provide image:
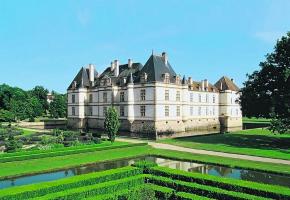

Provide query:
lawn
left=242, top=117, right=271, bottom=124
left=160, top=128, right=290, bottom=160
left=1, top=143, right=290, bottom=179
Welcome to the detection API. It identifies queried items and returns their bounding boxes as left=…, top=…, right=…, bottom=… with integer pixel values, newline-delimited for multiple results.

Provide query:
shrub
left=132, top=160, right=157, bottom=173
left=104, top=106, right=120, bottom=143
left=126, top=184, right=157, bottom=200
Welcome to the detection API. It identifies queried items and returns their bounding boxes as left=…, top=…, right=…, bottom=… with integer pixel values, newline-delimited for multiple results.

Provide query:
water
left=1, top=156, right=290, bottom=189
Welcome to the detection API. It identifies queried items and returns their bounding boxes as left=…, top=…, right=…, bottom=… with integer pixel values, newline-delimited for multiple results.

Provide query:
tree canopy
left=104, top=106, right=120, bottom=143
left=241, top=32, right=290, bottom=133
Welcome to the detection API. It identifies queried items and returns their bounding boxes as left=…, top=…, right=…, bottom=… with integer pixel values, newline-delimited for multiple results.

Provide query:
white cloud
left=254, top=31, right=286, bottom=44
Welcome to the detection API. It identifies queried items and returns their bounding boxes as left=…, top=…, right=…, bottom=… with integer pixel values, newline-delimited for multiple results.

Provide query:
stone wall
left=19, top=120, right=67, bottom=130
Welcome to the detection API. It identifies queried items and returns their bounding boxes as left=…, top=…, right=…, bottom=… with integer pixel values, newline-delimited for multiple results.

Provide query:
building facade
left=67, top=52, right=242, bottom=138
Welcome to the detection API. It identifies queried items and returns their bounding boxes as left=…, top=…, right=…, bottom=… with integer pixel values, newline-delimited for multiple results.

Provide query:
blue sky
left=0, top=0, right=290, bottom=93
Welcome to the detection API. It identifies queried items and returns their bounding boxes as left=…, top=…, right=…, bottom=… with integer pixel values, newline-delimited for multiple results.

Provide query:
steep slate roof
left=140, top=55, right=177, bottom=83
left=98, top=63, right=143, bottom=84
left=214, top=76, right=239, bottom=91
left=68, top=67, right=90, bottom=90
left=189, top=81, right=218, bottom=92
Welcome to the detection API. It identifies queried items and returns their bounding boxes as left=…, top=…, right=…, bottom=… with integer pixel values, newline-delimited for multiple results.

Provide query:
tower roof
left=67, top=67, right=91, bottom=90
left=214, top=76, right=239, bottom=91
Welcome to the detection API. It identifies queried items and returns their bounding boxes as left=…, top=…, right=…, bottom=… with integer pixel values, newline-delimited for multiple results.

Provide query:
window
left=120, top=92, right=125, bottom=102
left=120, top=106, right=125, bottom=116
left=72, top=107, right=75, bottom=116
left=190, top=106, right=193, bottom=116
left=190, top=93, right=193, bottom=102
left=140, top=89, right=146, bottom=101
left=88, top=106, right=93, bottom=116
left=206, top=94, right=209, bottom=103
left=213, top=107, right=215, bottom=115
left=236, top=108, right=239, bottom=116
left=206, top=107, right=208, bottom=116
left=198, top=107, right=201, bottom=115
left=165, top=106, right=169, bottom=117
left=176, top=106, right=180, bottom=117
left=198, top=94, right=202, bottom=102
left=89, top=94, right=93, bottom=103
left=140, top=106, right=146, bottom=117
left=165, top=90, right=169, bottom=101
left=163, top=73, right=170, bottom=84
left=213, top=95, right=216, bottom=103
left=72, top=94, right=75, bottom=103
left=176, top=91, right=180, bottom=101
left=103, top=106, right=107, bottom=116
left=103, top=92, right=107, bottom=103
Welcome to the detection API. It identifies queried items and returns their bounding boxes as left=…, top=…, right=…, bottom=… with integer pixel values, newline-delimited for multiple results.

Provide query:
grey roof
left=68, top=67, right=90, bottom=90
left=140, top=55, right=177, bottom=83
left=214, top=76, right=239, bottom=91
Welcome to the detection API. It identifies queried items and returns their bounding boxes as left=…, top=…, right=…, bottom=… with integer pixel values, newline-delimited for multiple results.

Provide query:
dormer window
left=140, top=72, right=148, bottom=83
left=162, top=73, right=170, bottom=84
left=101, top=76, right=111, bottom=86
left=174, top=75, right=181, bottom=84
left=72, top=81, right=77, bottom=89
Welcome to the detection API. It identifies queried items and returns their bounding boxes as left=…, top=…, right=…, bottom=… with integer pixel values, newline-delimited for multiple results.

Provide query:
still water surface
left=1, top=156, right=289, bottom=189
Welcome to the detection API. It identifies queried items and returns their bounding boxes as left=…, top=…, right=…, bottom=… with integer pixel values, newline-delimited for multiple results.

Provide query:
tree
left=241, top=32, right=290, bottom=133
left=104, top=106, right=120, bottom=143
left=29, top=86, right=49, bottom=114
left=49, top=92, right=67, bottom=118
left=5, top=134, right=22, bottom=152
left=0, top=109, right=14, bottom=122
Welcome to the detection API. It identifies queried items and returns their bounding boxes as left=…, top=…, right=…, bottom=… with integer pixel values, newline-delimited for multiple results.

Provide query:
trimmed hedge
left=176, top=192, right=213, bottom=200
left=148, top=166, right=290, bottom=200
left=32, top=174, right=146, bottom=200
left=148, top=175, right=270, bottom=200
left=0, top=143, right=147, bottom=163
left=0, top=166, right=143, bottom=200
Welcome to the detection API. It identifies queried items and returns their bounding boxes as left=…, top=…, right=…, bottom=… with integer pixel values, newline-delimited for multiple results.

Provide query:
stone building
left=67, top=52, right=242, bottom=138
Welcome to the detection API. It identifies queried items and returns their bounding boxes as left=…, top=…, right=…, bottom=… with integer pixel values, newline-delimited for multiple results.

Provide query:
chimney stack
left=128, top=59, right=133, bottom=68
left=88, top=64, right=95, bottom=84
left=110, top=62, right=115, bottom=71
left=231, top=78, right=234, bottom=83
left=114, top=60, right=119, bottom=77
left=162, top=52, right=168, bottom=65
left=188, top=77, right=192, bottom=84
left=204, top=79, right=209, bottom=90
left=201, top=80, right=205, bottom=91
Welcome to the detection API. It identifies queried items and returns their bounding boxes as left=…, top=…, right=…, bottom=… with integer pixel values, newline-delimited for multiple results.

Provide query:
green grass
left=17, top=127, right=38, bottom=135
left=243, top=117, right=271, bottom=123
left=160, top=128, right=290, bottom=160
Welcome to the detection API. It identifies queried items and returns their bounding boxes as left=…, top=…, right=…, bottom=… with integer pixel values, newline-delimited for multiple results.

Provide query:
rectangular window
left=176, top=91, right=180, bottom=101
left=88, top=106, right=93, bottom=116
left=140, top=105, right=146, bottom=117
left=165, top=90, right=169, bottom=101
left=120, top=106, right=125, bottom=117
left=89, top=94, right=93, bottom=103
left=213, top=95, right=216, bottom=103
left=198, top=94, right=202, bottom=103
left=206, top=107, right=208, bottom=116
left=190, top=106, right=193, bottom=116
left=213, top=107, right=215, bottom=115
left=176, top=106, right=180, bottom=117
left=206, top=94, right=209, bottom=103
left=140, top=89, right=146, bottom=101
left=72, top=107, right=75, bottom=116
left=190, top=93, right=193, bottom=102
left=72, top=94, right=75, bottom=103
left=198, top=107, right=201, bottom=115
left=236, top=108, right=239, bottom=116
left=165, top=106, right=169, bottom=117
left=103, top=106, right=107, bottom=116
left=120, top=92, right=125, bottom=102
left=103, top=92, right=107, bottom=103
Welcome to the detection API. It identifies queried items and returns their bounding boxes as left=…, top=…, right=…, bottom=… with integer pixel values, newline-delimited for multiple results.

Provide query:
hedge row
left=32, top=174, right=146, bottom=200
left=0, top=167, right=142, bottom=200
left=149, top=166, right=290, bottom=200
left=0, top=143, right=147, bottom=163
left=176, top=192, right=213, bottom=200
left=147, top=175, right=270, bottom=200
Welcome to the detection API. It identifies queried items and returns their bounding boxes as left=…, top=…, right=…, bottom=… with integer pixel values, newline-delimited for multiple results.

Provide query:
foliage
left=104, top=106, right=120, bottom=143
left=240, top=32, right=290, bottom=133
left=0, top=109, right=14, bottom=122
left=268, top=116, right=290, bottom=134
left=48, top=92, right=67, bottom=118
left=4, top=134, right=22, bottom=152
left=127, top=185, right=157, bottom=200
left=132, top=160, right=158, bottom=173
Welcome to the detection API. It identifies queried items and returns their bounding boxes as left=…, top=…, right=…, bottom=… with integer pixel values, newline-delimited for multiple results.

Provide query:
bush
left=4, top=134, right=22, bottom=152
left=104, top=107, right=120, bottom=143
left=132, top=160, right=157, bottom=173
left=126, top=184, right=157, bottom=200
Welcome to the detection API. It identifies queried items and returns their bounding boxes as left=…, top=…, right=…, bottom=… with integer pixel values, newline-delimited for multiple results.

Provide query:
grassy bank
left=160, top=128, right=290, bottom=160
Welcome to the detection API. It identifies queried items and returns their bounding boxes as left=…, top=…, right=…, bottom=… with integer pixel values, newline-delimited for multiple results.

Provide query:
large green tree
left=49, top=92, right=67, bottom=118
left=104, top=106, right=120, bottom=143
left=241, top=32, right=290, bottom=133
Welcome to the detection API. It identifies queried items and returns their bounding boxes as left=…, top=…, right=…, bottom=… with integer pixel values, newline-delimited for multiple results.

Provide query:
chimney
left=88, top=64, right=95, bottom=83
left=231, top=78, right=234, bottom=83
left=201, top=80, right=205, bottom=91
left=110, top=62, right=115, bottom=71
left=188, top=77, right=192, bottom=84
left=128, top=59, right=133, bottom=68
left=114, top=60, right=119, bottom=77
left=162, top=52, right=168, bottom=65
left=220, top=82, right=223, bottom=90
left=204, top=79, right=209, bottom=90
